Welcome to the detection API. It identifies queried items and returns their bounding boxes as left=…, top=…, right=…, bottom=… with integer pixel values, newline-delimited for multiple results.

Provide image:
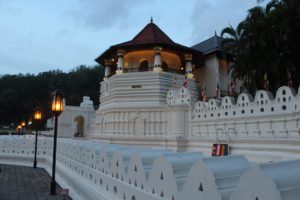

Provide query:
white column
left=104, top=59, right=112, bottom=80
left=153, top=46, right=162, bottom=72
left=116, top=49, right=125, bottom=74
left=185, top=54, right=193, bottom=78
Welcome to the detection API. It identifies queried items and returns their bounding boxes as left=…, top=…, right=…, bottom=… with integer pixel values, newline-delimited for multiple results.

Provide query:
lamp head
left=34, top=107, right=42, bottom=121
left=51, top=90, right=64, bottom=116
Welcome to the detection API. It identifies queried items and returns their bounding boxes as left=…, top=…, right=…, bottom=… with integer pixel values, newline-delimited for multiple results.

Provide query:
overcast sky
left=0, top=0, right=270, bottom=75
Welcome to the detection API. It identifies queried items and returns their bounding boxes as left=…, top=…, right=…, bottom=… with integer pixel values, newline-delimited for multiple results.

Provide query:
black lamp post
left=33, top=107, right=42, bottom=168
left=50, top=90, right=63, bottom=195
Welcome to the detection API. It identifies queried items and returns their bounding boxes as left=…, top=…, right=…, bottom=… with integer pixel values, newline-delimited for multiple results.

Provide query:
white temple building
left=46, top=21, right=300, bottom=163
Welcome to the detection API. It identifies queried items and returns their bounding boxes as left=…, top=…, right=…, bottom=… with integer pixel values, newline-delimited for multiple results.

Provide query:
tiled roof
left=192, top=34, right=224, bottom=55
left=113, top=22, right=175, bottom=47
left=96, top=22, right=202, bottom=64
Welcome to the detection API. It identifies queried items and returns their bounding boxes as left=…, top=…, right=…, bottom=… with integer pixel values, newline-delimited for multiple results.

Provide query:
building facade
left=48, top=21, right=300, bottom=163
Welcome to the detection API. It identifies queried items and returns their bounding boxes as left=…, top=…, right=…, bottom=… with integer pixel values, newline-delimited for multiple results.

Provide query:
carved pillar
left=116, top=49, right=125, bottom=74
left=104, top=59, right=112, bottom=80
left=153, top=46, right=162, bottom=72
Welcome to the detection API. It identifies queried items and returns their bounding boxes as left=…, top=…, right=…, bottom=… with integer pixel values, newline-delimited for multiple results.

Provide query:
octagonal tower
left=95, top=20, right=203, bottom=109
left=91, top=20, right=203, bottom=146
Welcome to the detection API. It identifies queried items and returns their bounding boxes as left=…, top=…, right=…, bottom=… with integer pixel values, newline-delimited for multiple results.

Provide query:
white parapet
left=1, top=136, right=300, bottom=200
left=189, top=86, right=300, bottom=162
left=192, top=86, right=299, bottom=126
left=147, top=152, right=204, bottom=199
left=230, top=160, right=300, bottom=200
left=127, top=149, right=171, bottom=190
left=182, top=155, right=252, bottom=200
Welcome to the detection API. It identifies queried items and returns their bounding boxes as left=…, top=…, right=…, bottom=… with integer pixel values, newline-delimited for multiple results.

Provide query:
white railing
left=1, top=135, right=300, bottom=200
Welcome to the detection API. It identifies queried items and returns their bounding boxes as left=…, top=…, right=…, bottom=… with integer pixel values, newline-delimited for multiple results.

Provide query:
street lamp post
left=33, top=107, right=42, bottom=168
left=50, top=90, right=63, bottom=195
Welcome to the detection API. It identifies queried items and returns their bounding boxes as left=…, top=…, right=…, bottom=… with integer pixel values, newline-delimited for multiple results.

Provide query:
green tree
left=221, top=22, right=254, bottom=92
left=0, top=65, right=104, bottom=128
left=221, top=0, right=299, bottom=93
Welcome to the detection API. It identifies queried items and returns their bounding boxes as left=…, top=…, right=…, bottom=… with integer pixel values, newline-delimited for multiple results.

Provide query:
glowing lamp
left=34, top=107, right=42, bottom=121
left=51, top=90, right=63, bottom=116
left=21, top=121, right=26, bottom=127
left=50, top=89, right=64, bottom=194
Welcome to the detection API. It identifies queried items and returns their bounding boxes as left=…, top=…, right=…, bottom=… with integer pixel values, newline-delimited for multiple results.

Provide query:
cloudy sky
left=0, top=0, right=269, bottom=75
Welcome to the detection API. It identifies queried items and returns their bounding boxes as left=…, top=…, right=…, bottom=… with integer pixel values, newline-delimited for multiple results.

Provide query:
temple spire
left=150, top=16, right=153, bottom=23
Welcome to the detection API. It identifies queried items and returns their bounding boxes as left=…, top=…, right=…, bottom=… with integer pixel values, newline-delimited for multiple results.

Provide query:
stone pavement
left=0, top=164, right=72, bottom=200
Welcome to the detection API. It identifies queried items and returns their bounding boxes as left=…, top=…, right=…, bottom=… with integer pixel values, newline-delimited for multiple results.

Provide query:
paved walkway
left=0, top=164, right=72, bottom=200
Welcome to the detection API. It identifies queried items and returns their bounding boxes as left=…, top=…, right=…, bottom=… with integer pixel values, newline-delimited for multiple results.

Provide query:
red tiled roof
left=95, top=22, right=202, bottom=64
left=113, top=22, right=175, bottom=47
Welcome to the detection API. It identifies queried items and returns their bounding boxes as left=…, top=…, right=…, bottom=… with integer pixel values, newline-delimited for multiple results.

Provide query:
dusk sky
left=0, top=0, right=270, bottom=75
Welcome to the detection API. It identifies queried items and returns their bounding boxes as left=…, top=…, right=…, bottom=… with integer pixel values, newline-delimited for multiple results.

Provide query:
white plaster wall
left=191, top=87, right=300, bottom=138
left=204, top=55, right=219, bottom=98
left=99, top=71, right=196, bottom=109
left=46, top=97, right=95, bottom=138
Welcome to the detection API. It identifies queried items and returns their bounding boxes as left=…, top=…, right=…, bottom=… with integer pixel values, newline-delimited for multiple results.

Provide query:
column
left=153, top=46, right=162, bottom=72
left=104, top=59, right=112, bottom=80
left=116, top=49, right=125, bottom=74
left=185, top=54, right=193, bottom=78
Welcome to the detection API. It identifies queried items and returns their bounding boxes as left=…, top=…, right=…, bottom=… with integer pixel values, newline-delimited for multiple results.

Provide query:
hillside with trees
left=0, top=65, right=104, bottom=129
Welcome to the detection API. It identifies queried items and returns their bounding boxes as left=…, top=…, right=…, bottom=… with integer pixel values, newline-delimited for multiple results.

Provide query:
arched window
left=139, top=60, right=148, bottom=72
left=74, top=116, right=85, bottom=137
left=162, top=61, right=168, bottom=72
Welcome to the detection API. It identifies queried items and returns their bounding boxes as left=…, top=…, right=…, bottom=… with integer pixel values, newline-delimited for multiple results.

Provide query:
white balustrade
left=1, top=136, right=300, bottom=200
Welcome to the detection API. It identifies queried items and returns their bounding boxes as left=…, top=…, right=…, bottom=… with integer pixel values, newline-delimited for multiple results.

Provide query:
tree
left=0, top=65, right=104, bottom=128
left=221, top=22, right=253, bottom=92
left=221, top=0, right=299, bottom=94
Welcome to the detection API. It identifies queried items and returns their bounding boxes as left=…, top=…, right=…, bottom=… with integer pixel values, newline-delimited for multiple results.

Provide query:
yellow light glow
left=17, top=125, right=22, bottom=129
left=116, top=70, right=123, bottom=74
left=21, top=121, right=25, bottom=127
left=52, top=101, right=56, bottom=111
left=186, top=73, right=194, bottom=79
left=55, top=102, right=60, bottom=110
left=51, top=90, right=64, bottom=115
left=153, top=67, right=162, bottom=72
left=52, top=96, right=63, bottom=112
left=34, top=110, right=42, bottom=120
left=124, top=50, right=181, bottom=71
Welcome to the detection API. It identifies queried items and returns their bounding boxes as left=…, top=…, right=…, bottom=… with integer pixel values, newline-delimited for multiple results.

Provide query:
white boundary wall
left=88, top=82, right=300, bottom=163
left=1, top=136, right=300, bottom=200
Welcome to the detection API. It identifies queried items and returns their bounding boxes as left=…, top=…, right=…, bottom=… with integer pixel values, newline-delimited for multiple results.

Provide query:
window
left=139, top=60, right=148, bottom=72
left=162, top=62, right=168, bottom=72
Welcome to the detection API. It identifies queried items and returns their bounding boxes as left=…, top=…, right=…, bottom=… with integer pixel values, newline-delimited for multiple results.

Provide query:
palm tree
left=222, top=1, right=285, bottom=92
left=221, top=0, right=299, bottom=92
left=221, top=22, right=252, bottom=92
